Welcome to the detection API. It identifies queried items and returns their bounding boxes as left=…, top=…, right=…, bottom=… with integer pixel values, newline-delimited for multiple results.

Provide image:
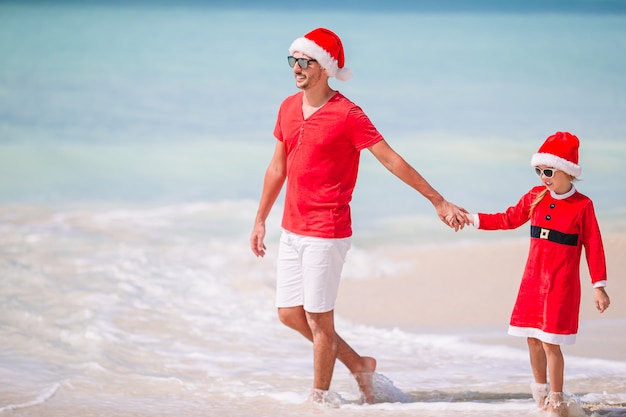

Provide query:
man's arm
left=250, top=141, right=287, bottom=257
left=368, top=139, right=467, bottom=231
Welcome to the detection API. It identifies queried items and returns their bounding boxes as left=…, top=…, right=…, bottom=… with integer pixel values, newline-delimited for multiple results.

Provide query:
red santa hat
left=289, top=28, right=352, bottom=81
left=530, top=131, right=582, bottom=177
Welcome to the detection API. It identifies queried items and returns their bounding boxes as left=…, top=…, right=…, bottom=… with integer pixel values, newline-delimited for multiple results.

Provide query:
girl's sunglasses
left=535, top=167, right=558, bottom=178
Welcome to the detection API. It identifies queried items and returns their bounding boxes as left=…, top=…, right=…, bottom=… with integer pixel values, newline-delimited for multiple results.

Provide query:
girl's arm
left=473, top=187, right=542, bottom=231
left=581, top=199, right=609, bottom=288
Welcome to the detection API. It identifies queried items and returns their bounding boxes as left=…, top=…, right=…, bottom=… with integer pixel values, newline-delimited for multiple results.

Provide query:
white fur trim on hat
left=289, top=37, right=352, bottom=81
left=530, top=153, right=582, bottom=177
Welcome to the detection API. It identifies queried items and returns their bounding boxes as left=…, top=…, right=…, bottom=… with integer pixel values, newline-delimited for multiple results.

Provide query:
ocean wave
left=0, top=382, right=60, bottom=413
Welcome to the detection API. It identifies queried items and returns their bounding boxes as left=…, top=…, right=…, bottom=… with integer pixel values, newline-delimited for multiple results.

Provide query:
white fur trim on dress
left=508, top=325, right=577, bottom=345
left=530, top=153, right=582, bottom=177
left=289, top=37, right=352, bottom=81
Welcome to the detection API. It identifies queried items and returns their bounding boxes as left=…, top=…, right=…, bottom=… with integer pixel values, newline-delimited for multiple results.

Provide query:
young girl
left=464, top=132, right=611, bottom=416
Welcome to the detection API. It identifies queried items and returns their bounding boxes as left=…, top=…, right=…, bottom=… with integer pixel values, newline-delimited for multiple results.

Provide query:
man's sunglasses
left=288, top=56, right=318, bottom=69
left=535, top=167, right=558, bottom=178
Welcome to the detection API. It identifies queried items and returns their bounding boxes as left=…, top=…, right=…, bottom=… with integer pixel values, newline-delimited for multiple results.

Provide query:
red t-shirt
left=273, top=91, right=384, bottom=238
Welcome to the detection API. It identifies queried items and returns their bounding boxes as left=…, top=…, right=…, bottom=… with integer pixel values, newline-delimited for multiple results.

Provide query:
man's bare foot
left=308, top=388, right=342, bottom=408
left=352, top=356, right=377, bottom=403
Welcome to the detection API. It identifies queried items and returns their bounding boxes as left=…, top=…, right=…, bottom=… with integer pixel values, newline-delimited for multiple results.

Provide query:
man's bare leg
left=306, top=310, right=338, bottom=392
left=279, top=306, right=377, bottom=402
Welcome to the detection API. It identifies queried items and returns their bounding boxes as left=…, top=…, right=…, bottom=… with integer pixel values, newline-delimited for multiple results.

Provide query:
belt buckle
left=540, top=228, right=550, bottom=239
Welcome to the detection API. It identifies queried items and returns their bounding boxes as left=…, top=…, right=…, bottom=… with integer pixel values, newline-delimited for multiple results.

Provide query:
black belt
left=530, top=225, right=578, bottom=246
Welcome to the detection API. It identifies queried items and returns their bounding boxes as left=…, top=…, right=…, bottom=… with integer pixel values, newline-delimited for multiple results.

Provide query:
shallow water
left=1, top=204, right=625, bottom=416
left=1, top=2, right=625, bottom=416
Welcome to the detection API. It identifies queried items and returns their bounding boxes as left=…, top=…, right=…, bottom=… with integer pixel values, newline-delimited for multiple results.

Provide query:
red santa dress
left=477, top=184, right=607, bottom=345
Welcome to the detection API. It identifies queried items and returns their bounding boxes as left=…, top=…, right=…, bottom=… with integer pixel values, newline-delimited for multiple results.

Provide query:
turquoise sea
left=1, top=2, right=625, bottom=416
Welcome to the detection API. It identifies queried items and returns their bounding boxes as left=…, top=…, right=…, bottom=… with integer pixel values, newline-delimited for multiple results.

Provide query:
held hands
left=436, top=200, right=471, bottom=232
left=462, top=212, right=474, bottom=226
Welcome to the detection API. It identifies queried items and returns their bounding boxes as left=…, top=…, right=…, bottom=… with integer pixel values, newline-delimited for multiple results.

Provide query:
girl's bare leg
left=543, top=342, right=567, bottom=416
left=527, top=337, right=549, bottom=407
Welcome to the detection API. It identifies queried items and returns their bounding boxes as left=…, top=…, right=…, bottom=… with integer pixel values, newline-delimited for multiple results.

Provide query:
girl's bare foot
left=546, top=392, right=568, bottom=417
left=530, top=382, right=549, bottom=409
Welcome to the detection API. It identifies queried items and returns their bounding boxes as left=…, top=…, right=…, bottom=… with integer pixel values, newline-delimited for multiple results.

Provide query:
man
left=249, top=28, right=467, bottom=404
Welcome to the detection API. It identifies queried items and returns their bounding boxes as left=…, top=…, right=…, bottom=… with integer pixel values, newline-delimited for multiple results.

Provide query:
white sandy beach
left=337, top=233, right=626, bottom=362
left=2, top=2, right=626, bottom=416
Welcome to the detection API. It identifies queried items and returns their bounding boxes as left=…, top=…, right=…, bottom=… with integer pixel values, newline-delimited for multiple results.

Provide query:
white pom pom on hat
left=530, top=131, right=582, bottom=177
left=289, top=27, right=352, bottom=81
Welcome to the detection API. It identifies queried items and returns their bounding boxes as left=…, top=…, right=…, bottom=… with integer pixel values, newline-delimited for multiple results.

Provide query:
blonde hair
left=529, top=174, right=578, bottom=219
left=529, top=189, right=549, bottom=219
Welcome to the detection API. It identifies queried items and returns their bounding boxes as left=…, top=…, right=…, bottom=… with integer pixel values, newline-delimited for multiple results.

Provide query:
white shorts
left=275, top=230, right=351, bottom=313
